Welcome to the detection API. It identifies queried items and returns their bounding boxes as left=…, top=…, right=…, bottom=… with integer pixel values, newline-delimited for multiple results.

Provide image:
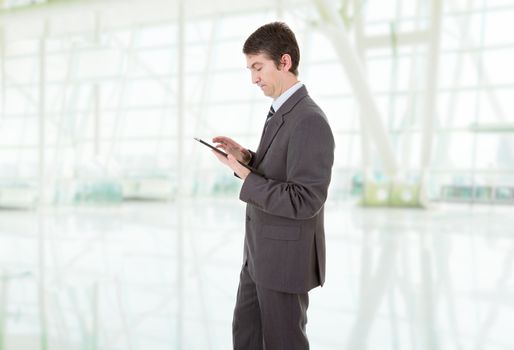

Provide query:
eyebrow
left=247, top=62, right=263, bottom=69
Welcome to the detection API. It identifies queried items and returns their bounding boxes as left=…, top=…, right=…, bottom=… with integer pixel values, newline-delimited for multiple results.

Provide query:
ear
left=280, top=54, right=293, bottom=73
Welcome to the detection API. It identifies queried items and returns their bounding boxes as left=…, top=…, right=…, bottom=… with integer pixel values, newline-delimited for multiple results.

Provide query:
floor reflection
left=1, top=199, right=514, bottom=349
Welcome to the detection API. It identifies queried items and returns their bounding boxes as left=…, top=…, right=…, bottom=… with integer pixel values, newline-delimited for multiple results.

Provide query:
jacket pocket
left=261, top=224, right=300, bottom=241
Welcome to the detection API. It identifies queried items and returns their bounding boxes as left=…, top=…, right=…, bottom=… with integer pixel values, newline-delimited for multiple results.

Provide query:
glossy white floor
left=1, top=198, right=513, bottom=350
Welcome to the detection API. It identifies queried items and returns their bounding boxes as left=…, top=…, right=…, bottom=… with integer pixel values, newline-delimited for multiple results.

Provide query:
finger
left=212, top=136, right=228, bottom=143
left=214, top=141, right=229, bottom=149
left=213, top=136, right=236, bottom=147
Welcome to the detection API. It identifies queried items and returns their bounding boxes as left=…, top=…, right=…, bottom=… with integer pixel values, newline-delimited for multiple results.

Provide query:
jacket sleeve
left=248, top=150, right=257, bottom=167
left=239, top=116, right=334, bottom=220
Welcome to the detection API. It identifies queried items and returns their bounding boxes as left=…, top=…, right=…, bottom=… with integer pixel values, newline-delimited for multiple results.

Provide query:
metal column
left=420, top=0, right=443, bottom=185
left=37, top=20, right=50, bottom=350
left=175, top=1, right=185, bottom=349
left=313, top=0, right=399, bottom=177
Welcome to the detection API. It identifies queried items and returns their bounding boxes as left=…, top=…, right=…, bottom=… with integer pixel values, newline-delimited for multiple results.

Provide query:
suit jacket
left=239, top=85, right=335, bottom=294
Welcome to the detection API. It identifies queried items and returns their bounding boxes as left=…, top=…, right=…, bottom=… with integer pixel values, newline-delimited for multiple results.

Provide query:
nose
left=252, top=71, right=260, bottom=84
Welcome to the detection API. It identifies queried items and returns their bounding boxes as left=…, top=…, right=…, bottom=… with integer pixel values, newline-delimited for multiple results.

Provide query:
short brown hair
left=243, top=22, right=300, bottom=76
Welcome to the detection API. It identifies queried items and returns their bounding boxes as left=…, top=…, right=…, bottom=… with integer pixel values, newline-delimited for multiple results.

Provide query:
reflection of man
left=212, top=22, right=334, bottom=350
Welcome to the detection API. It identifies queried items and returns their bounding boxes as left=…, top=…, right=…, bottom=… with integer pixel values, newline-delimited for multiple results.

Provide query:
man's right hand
left=212, top=136, right=252, bottom=164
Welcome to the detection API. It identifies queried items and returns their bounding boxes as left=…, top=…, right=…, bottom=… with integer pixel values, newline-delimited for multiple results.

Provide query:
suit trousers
left=232, top=263, right=309, bottom=350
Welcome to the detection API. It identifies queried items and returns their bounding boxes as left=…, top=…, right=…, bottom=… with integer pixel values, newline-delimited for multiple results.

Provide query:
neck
left=273, top=76, right=299, bottom=99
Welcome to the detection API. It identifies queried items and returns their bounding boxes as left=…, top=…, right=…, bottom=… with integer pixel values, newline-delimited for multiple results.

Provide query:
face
left=246, top=53, right=288, bottom=99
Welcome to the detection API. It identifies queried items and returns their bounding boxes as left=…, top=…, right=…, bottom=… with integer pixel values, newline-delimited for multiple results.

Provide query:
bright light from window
left=3, top=0, right=47, bottom=10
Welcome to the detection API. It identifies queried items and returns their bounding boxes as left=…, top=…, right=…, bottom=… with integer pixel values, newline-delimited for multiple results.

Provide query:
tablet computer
left=194, top=137, right=229, bottom=157
left=194, top=137, right=260, bottom=175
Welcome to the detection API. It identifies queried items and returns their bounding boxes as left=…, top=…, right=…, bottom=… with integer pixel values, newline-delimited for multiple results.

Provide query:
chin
left=262, top=89, right=272, bottom=97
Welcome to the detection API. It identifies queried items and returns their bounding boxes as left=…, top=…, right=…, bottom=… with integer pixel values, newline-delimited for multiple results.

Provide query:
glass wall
left=0, top=0, right=513, bottom=206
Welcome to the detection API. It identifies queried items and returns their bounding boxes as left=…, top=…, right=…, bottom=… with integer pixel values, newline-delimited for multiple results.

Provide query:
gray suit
left=233, top=86, right=335, bottom=349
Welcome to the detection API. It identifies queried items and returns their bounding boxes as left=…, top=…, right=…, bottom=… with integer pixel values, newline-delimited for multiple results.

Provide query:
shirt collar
left=271, top=81, right=303, bottom=113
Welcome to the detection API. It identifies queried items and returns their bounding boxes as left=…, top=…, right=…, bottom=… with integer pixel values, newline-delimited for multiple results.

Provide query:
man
left=212, top=22, right=334, bottom=350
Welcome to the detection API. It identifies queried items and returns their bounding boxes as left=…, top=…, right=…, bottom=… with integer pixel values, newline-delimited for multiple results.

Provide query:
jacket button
left=246, top=215, right=251, bottom=221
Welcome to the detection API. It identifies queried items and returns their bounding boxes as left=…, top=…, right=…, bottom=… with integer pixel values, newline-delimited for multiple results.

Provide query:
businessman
left=212, top=22, right=335, bottom=350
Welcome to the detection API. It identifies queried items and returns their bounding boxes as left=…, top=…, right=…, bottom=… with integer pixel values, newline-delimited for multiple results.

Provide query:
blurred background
left=0, top=0, right=513, bottom=349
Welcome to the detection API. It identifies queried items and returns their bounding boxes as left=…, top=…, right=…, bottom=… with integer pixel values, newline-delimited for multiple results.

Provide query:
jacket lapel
left=253, top=86, right=309, bottom=168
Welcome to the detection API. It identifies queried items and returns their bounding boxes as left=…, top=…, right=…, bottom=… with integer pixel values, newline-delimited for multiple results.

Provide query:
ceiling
left=0, top=0, right=314, bottom=40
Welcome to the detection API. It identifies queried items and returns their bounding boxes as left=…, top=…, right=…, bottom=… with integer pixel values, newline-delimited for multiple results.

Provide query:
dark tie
left=263, top=106, right=275, bottom=134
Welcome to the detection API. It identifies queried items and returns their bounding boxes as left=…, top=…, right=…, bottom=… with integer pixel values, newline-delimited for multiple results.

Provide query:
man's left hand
left=212, top=150, right=251, bottom=180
